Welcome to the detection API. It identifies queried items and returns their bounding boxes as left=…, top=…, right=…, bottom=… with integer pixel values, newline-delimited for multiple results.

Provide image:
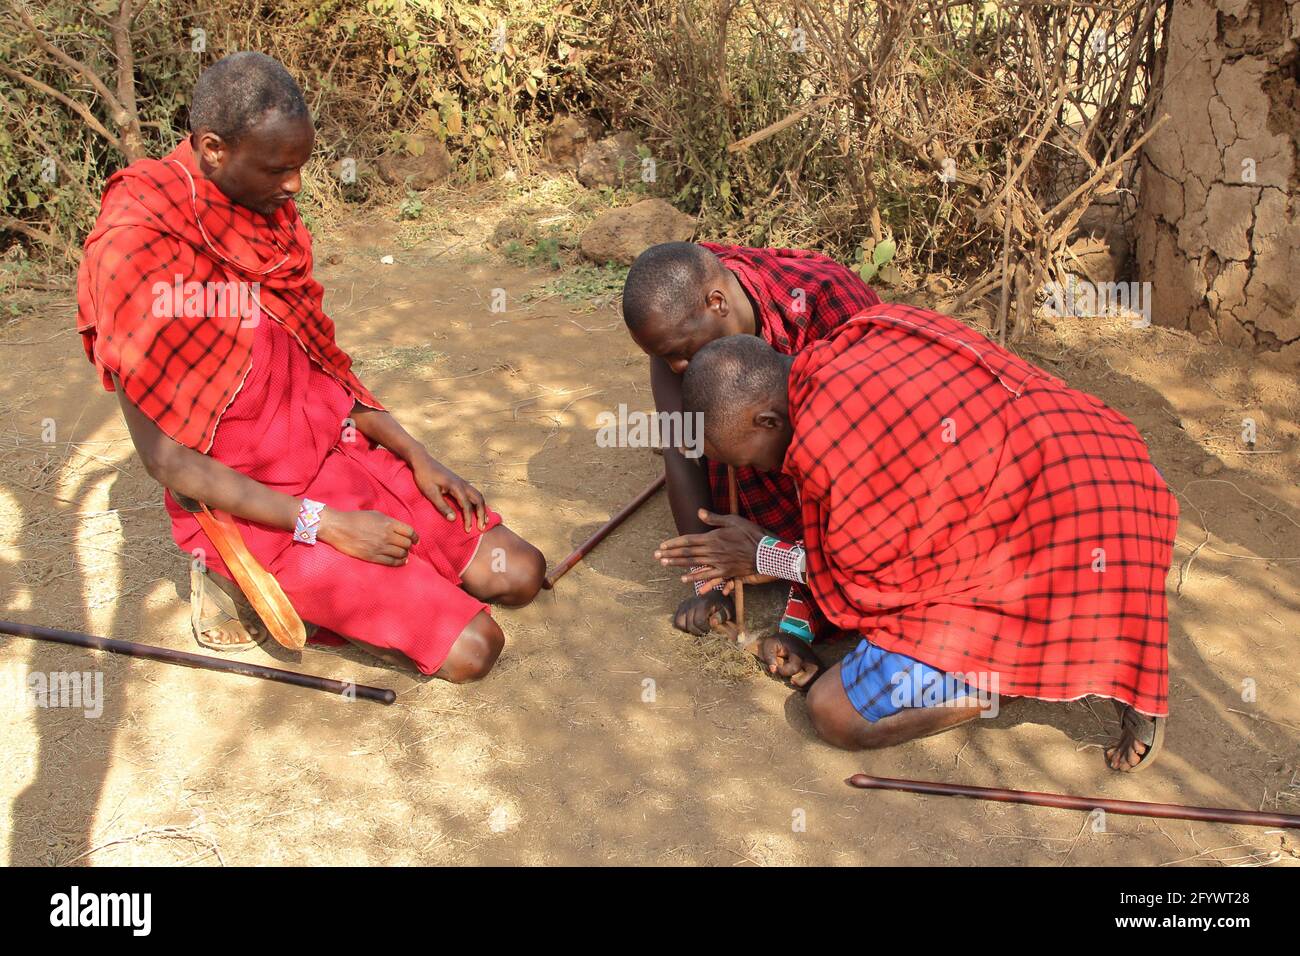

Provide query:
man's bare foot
left=1104, top=701, right=1165, bottom=772
left=190, top=567, right=263, bottom=652
left=756, top=633, right=821, bottom=688
left=674, top=590, right=734, bottom=636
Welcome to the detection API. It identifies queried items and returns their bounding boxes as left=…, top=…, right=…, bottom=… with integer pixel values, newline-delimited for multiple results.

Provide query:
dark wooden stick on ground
left=0, top=620, right=396, bottom=705
left=543, top=474, right=666, bottom=589
left=848, top=773, right=1300, bottom=830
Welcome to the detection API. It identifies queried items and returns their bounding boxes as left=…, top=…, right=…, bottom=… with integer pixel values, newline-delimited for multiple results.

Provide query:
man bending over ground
left=658, top=303, right=1178, bottom=771
left=76, top=52, right=544, bottom=681
left=622, top=240, right=879, bottom=643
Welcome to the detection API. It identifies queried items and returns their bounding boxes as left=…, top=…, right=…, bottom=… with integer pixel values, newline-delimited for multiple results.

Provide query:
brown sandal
left=1106, top=701, right=1165, bottom=773
left=190, top=565, right=265, bottom=653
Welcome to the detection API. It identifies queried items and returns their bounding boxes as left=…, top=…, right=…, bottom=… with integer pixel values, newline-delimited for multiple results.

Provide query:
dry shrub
left=600, top=0, right=1168, bottom=337
left=3, top=0, right=1169, bottom=340
left=0, top=0, right=610, bottom=255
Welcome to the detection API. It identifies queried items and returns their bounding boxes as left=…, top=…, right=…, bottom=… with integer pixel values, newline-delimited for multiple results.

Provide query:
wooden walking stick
left=0, top=620, right=396, bottom=705
left=848, top=773, right=1300, bottom=830
left=544, top=474, right=666, bottom=589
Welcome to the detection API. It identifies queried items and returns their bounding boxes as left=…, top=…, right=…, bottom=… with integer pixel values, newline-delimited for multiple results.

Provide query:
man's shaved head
left=189, top=51, right=309, bottom=145
left=188, top=52, right=314, bottom=217
left=682, top=335, right=794, bottom=471
left=622, top=241, right=757, bottom=373
left=623, top=242, right=719, bottom=333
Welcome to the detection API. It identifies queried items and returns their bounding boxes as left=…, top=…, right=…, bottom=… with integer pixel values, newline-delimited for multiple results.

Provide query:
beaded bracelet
left=293, top=498, right=326, bottom=545
left=756, top=535, right=806, bottom=584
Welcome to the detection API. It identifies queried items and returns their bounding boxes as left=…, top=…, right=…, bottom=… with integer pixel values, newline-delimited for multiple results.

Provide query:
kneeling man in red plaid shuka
left=623, top=241, right=880, bottom=643
left=657, top=303, right=1179, bottom=772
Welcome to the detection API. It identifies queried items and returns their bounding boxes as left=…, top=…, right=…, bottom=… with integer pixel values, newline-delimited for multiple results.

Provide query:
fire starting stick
left=848, top=773, right=1300, bottom=830
left=727, top=465, right=746, bottom=642
left=543, top=474, right=666, bottom=589
left=0, top=620, right=396, bottom=705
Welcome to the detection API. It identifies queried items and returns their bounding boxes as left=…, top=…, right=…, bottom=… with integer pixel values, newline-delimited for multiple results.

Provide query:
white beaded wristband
left=756, top=535, right=806, bottom=583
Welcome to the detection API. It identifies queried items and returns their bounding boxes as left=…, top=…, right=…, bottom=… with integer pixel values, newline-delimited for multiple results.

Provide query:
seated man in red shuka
left=76, top=52, right=543, bottom=682
left=658, top=304, right=1179, bottom=771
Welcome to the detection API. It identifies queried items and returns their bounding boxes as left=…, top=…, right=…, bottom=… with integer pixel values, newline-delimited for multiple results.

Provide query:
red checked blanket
left=785, top=304, right=1179, bottom=715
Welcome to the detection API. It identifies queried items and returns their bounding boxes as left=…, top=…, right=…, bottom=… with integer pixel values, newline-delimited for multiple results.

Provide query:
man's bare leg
left=461, top=525, right=545, bottom=607
left=342, top=609, right=503, bottom=684
left=804, top=661, right=992, bottom=750
left=807, top=662, right=1163, bottom=772
left=435, top=610, right=504, bottom=682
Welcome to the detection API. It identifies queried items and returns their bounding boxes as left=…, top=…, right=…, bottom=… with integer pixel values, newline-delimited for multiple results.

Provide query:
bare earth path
left=1, top=215, right=1297, bottom=866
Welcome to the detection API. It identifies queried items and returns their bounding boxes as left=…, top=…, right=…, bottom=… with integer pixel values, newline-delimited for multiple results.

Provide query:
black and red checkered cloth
left=698, top=242, right=880, bottom=543
left=77, top=139, right=380, bottom=452
left=785, top=304, right=1178, bottom=715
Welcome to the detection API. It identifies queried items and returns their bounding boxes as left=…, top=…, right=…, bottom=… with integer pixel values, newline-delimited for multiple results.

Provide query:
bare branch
left=0, top=64, right=126, bottom=154
left=11, top=0, right=125, bottom=117
left=8, top=0, right=145, bottom=160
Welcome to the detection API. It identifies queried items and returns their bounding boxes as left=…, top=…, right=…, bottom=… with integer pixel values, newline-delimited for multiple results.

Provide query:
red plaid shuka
left=697, top=244, right=879, bottom=637
left=77, top=138, right=380, bottom=452
left=785, top=304, right=1178, bottom=715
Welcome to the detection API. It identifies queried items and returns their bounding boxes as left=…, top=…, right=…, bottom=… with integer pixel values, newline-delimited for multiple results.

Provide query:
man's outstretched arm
left=113, top=378, right=417, bottom=566
left=649, top=357, right=735, bottom=634
left=650, top=356, right=712, bottom=535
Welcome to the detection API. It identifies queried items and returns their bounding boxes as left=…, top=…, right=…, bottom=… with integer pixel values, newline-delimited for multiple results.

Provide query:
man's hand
left=347, top=405, right=488, bottom=533
left=411, top=456, right=488, bottom=532
left=673, top=590, right=734, bottom=636
left=319, top=508, right=418, bottom=566
left=756, top=633, right=821, bottom=688
left=655, top=508, right=768, bottom=590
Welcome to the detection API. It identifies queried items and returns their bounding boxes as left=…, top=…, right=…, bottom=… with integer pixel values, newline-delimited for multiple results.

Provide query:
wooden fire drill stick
left=727, top=465, right=746, bottom=642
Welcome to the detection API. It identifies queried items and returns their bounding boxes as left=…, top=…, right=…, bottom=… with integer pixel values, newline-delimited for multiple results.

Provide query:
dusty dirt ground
left=1, top=181, right=1298, bottom=867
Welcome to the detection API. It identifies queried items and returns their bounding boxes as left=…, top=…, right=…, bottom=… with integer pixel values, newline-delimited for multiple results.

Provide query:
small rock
left=489, top=210, right=547, bottom=250
left=380, top=255, right=395, bottom=265
left=376, top=135, right=453, bottom=190
left=542, top=114, right=604, bottom=169
left=578, top=198, right=696, bottom=266
left=924, top=273, right=954, bottom=296
left=1197, top=458, right=1223, bottom=476
left=488, top=805, right=516, bottom=834
left=577, top=132, right=644, bottom=188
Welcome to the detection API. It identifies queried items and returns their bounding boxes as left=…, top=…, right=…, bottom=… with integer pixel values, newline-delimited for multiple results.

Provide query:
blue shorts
left=840, top=637, right=971, bottom=723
